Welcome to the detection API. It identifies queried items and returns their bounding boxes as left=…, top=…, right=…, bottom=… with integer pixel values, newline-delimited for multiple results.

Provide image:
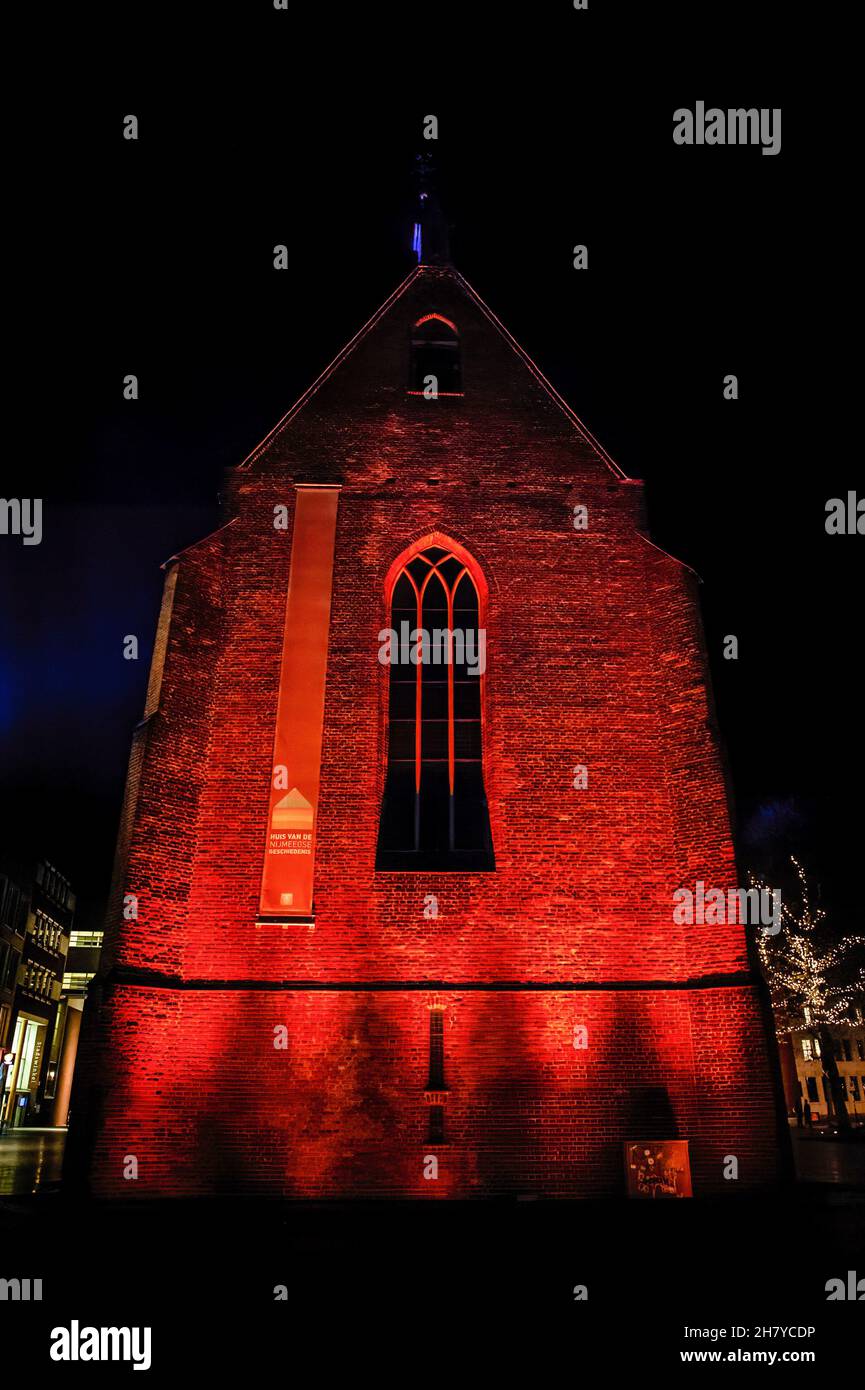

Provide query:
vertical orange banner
left=259, top=484, right=340, bottom=917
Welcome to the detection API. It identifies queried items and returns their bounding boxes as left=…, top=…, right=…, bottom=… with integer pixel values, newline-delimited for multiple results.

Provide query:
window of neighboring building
left=857, top=1038, right=865, bottom=1061
left=33, top=910, right=64, bottom=953
left=70, top=931, right=103, bottom=948
left=3, top=949, right=18, bottom=991
left=0, top=877, right=26, bottom=935
left=806, top=1076, right=819, bottom=1101
left=802, top=1038, right=813, bottom=1060
left=62, top=972, right=95, bottom=992
left=842, top=1038, right=853, bottom=1061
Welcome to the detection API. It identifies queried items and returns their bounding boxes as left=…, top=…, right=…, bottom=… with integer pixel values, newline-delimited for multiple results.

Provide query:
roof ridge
left=451, top=270, right=627, bottom=480
left=237, top=267, right=422, bottom=471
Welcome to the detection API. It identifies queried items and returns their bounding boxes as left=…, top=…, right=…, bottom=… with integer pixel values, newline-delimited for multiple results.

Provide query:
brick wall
left=75, top=984, right=777, bottom=1198
left=68, top=265, right=782, bottom=1197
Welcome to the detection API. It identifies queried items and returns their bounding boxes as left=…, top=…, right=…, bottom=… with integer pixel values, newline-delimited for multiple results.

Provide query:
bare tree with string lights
left=749, top=856, right=865, bottom=1131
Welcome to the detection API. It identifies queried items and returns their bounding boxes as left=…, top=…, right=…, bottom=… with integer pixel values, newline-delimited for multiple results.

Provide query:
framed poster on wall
left=625, top=1141, right=693, bottom=1198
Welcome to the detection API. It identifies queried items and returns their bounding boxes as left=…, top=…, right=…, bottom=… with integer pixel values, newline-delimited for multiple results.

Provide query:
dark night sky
left=1, top=7, right=858, bottom=932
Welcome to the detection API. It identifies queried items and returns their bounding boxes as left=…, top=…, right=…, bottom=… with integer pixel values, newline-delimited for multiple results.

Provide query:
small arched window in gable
left=376, top=540, right=494, bottom=872
left=409, top=314, right=462, bottom=395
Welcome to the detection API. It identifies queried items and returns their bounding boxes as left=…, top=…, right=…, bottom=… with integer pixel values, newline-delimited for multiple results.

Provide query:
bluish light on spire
left=412, top=222, right=422, bottom=262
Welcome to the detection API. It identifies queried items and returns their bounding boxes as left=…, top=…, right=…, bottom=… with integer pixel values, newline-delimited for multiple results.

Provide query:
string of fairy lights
left=749, top=856, right=865, bottom=1033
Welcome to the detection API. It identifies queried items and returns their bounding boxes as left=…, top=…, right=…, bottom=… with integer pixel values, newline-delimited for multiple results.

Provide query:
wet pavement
left=0, top=1126, right=66, bottom=1196
left=790, top=1126, right=865, bottom=1185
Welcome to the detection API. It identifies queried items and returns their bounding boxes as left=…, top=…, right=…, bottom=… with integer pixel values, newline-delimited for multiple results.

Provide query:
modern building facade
left=67, top=224, right=785, bottom=1197
left=0, top=864, right=28, bottom=1109
left=1, top=859, right=74, bottom=1128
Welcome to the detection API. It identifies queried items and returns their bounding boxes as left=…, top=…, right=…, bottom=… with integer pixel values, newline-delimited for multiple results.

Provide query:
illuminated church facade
left=68, top=201, right=783, bottom=1199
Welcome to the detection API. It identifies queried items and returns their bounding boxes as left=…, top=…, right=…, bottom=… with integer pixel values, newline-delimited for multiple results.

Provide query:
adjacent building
left=0, top=865, right=28, bottom=1075
left=782, top=1002, right=865, bottom=1124
left=0, top=859, right=74, bottom=1128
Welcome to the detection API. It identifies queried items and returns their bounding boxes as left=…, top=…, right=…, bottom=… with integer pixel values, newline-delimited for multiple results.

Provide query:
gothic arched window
left=376, top=541, right=494, bottom=871
left=409, top=314, right=462, bottom=394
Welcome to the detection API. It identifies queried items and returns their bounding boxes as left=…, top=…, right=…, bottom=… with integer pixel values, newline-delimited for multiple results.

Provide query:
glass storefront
left=2, top=1015, right=47, bottom=1126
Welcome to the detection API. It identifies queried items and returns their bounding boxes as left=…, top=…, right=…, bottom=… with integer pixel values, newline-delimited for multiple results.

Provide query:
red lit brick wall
left=69, top=267, right=782, bottom=1198
left=74, top=984, right=777, bottom=1198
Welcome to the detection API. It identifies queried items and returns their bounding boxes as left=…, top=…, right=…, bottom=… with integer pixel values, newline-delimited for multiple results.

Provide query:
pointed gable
left=237, top=265, right=626, bottom=488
